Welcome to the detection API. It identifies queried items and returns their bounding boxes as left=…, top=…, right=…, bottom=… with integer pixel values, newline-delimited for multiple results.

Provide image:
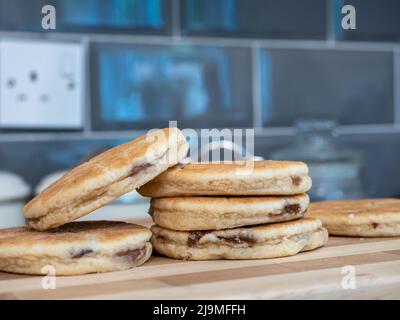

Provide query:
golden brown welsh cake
left=149, top=194, right=309, bottom=231
left=309, top=198, right=400, bottom=237
left=138, top=161, right=312, bottom=197
left=151, top=218, right=328, bottom=260
left=0, top=221, right=152, bottom=275
left=24, top=128, right=188, bottom=230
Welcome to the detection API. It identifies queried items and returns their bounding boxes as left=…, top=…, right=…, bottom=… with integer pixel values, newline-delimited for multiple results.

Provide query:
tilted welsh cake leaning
left=0, top=128, right=189, bottom=275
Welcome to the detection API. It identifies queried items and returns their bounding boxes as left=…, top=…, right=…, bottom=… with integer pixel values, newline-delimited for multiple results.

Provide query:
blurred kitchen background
left=1, top=0, right=400, bottom=225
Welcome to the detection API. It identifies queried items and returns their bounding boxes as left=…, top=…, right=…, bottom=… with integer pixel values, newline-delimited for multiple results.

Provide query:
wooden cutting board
left=1, top=235, right=400, bottom=300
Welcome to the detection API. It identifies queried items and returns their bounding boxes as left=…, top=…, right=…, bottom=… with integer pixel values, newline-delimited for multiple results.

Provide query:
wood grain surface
left=1, top=235, right=399, bottom=299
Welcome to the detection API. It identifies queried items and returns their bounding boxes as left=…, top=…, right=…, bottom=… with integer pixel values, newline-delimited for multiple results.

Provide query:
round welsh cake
left=24, top=128, right=188, bottom=230
left=0, top=221, right=152, bottom=275
left=138, top=161, right=312, bottom=197
left=151, top=218, right=328, bottom=260
left=149, top=194, right=309, bottom=231
left=309, top=198, right=400, bottom=237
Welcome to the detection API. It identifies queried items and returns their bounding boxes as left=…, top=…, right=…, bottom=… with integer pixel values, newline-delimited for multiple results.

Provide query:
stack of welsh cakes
left=138, top=161, right=328, bottom=260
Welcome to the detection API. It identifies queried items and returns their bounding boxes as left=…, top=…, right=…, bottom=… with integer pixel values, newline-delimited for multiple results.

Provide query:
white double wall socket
left=0, top=39, right=85, bottom=129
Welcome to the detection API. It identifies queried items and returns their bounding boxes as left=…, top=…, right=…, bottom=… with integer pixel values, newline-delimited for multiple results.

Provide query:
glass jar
left=270, top=119, right=364, bottom=201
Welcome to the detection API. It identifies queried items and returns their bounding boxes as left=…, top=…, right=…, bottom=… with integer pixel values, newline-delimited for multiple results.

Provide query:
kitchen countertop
left=1, top=227, right=400, bottom=299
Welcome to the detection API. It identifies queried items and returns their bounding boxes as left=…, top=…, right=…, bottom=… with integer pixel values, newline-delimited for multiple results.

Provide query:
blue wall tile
left=181, top=0, right=327, bottom=39
left=260, top=48, right=394, bottom=126
left=0, top=0, right=170, bottom=34
left=336, top=132, right=400, bottom=197
left=90, top=43, right=253, bottom=130
left=335, top=0, right=400, bottom=42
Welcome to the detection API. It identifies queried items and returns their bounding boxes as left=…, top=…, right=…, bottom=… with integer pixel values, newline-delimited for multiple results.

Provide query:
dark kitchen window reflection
left=181, top=0, right=326, bottom=39
left=260, top=49, right=394, bottom=126
left=0, top=0, right=170, bottom=34
left=91, top=44, right=252, bottom=130
left=335, top=0, right=400, bottom=42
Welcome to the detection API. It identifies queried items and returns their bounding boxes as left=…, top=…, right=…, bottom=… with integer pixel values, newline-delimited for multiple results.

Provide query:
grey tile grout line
left=251, top=42, right=262, bottom=129
left=335, top=124, right=400, bottom=135
left=0, top=31, right=398, bottom=52
left=0, top=130, right=146, bottom=142
left=82, top=36, right=92, bottom=133
left=171, top=0, right=181, bottom=40
left=0, top=35, right=2, bottom=127
left=393, top=46, right=400, bottom=126
left=326, top=0, right=336, bottom=43
left=2, top=125, right=400, bottom=143
left=254, top=127, right=295, bottom=137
